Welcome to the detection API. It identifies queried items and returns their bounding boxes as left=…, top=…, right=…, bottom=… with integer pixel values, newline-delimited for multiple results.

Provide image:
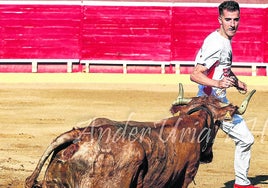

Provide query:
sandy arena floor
left=0, top=74, right=267, bottom=188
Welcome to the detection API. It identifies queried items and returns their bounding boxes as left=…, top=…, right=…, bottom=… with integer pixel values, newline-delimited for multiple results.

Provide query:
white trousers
left=196, top=89, right=255, bottom=185
left=221, top=114, right=255, bottom=186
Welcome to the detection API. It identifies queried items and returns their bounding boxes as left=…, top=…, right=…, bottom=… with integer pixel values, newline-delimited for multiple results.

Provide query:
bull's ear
left=173, top=111, right=181, bottom=116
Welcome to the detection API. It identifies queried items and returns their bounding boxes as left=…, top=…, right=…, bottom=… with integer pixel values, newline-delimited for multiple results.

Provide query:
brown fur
left=25, top=97, right=239, bottom=188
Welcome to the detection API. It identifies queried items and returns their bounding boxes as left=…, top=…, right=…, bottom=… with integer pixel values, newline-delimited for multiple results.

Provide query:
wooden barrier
left=0, top=59, right=79, bottom=73
left=80, top=60, right=268, bottom=76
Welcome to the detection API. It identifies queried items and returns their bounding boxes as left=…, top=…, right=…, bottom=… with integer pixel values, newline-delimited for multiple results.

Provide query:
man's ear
left=218, top=16, right=222, bottom=25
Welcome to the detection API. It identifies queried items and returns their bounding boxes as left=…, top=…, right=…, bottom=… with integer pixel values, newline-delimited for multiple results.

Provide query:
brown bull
left=25, top=84, right=255, bottom=188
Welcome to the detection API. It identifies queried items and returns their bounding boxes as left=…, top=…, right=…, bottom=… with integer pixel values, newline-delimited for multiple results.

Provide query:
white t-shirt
left=195, top=30, right=232, bottom=102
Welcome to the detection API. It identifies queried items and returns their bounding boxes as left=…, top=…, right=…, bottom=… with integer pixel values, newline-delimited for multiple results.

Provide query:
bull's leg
left=182, top=161, right=199, bottom=188
left=42, top=161, right=75, bottom=188
left=88, top=141, right=146, bottom=188
left=131, top=161, right=147, bottom=188
left=135, top=169, right=145, bottom=188
left=25, top=129, right=81, bottom=188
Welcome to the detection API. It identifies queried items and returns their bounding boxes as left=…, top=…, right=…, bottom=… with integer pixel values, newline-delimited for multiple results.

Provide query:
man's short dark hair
left=219, top=1, right=240, bottom=16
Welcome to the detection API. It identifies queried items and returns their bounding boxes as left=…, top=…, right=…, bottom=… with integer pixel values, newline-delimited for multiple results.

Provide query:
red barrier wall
left=0, top=2, right=267, bottom=74
left=264, top=8, right=268, bottom=63
left=232, top=7, right=266, bottom=63
left=0, top=4, right=81, bottom=59
left=81, top=5, right=171, bottom=61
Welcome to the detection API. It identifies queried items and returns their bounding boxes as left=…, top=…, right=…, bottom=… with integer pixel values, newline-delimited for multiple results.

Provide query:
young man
left=190, top=1, right=259, bottom=188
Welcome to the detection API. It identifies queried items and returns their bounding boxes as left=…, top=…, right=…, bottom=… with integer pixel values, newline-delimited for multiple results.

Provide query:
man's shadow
left=222, top=175, right=268, bottom=188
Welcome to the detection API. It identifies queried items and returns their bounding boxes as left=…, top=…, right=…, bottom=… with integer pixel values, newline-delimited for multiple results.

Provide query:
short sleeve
left=195, top=33, right=222, bottom=69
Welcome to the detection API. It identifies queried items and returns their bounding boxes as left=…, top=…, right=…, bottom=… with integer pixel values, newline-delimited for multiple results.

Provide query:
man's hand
left=229, top=70, right=247, bottom=92
left=218, top=77, right=235, bottom=88
left=237, top=80, right=247, bottom=91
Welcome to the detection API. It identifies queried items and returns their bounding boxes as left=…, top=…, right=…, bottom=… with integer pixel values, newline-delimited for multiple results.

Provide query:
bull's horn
left=178, top=83, right=184, bottom=98
left=236, top=89, right=256, bottom=115
left=172, top=83, right=192, bottom=105
left=172, top=98, right=192, bottom=105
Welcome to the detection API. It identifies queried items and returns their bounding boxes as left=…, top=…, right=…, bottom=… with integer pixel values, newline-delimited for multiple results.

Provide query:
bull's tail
left=25, top=128, right=82, bottom=188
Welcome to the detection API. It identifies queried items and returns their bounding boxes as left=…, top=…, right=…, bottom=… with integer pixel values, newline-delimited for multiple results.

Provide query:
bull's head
left=170, top=83, right=256, bottom=163
left=185, top=105, right=220, bottom=164
left=170, top=83, right=256, bottom=120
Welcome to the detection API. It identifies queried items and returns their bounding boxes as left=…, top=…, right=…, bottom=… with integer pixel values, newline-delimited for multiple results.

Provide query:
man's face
left=218, top=9, right=240, bottom=39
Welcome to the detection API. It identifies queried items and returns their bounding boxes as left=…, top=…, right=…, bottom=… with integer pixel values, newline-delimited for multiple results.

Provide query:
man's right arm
left=190, top=64, right=232, bottom=89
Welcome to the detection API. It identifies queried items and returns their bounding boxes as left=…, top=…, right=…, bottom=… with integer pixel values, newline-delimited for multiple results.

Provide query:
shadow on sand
left=222, top=175, right=268, bottom=188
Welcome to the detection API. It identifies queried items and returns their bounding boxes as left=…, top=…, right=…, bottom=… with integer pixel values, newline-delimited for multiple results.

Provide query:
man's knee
left=247, top=133, right=254, bottom=146
left=241, top=132, right=254, bottom=148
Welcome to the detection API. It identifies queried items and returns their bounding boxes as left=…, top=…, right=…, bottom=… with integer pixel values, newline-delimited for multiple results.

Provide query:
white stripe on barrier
left=80, top=60, right=268, bottom=75
left=0, top=59, right=80, bottom=73
left=0, top=1, right=267, bottom=8
left=0, top=1, right=82, bottom=5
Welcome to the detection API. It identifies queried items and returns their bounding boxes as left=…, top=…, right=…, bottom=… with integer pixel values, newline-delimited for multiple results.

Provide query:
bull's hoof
left=25, top=178, right=41, bottom=188
left=32, top=184, right=42, bottom=188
